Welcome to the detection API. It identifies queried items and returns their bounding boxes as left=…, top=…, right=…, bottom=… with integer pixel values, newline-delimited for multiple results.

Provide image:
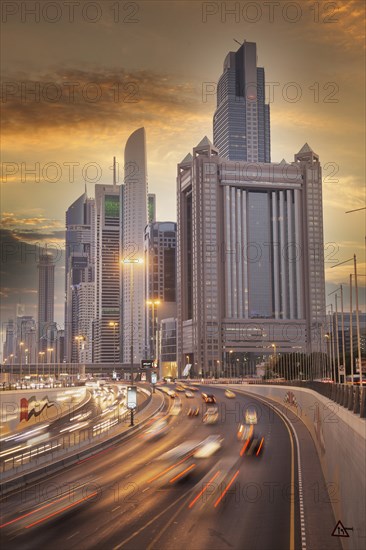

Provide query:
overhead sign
left=141, top=360, right=153, bottom=369
left=127, top=386, right=137, bottom=409
left=151, top=372, right=157, bottom=384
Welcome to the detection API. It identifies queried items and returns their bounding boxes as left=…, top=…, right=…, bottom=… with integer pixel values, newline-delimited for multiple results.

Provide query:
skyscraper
left=93, top=183, right=120, bottom=363
left=65, top=190, right=95, bottom=362
left=37, top=252, right=55, bottom=352
left=177, top=138, right=325, bottom=376
left=121, top=128, right=148, bottom=364
left=144, top=221, right=177, bottom=359
left=213, top=40, right=270, bottom=163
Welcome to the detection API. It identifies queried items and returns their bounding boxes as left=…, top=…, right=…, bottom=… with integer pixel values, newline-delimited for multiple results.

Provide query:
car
left=175, top=386, right=185, bottom=392
left=202, top=393, right=216, bottom=404
left=237, top=423, right=253, bottom=441
left=203, top=406, right=219, bottom=424
left=224, top=390, right=235, bottom=399
left=187, top=407, right=200, bottom=417
left=185, top=391, right=194, bottom=398
left=240, top=431, right=264, bottom=457
left=167, top=390, right=177, bottom=399
left=193, top=435, right=224, bottom=458
left=245, top=407, right=258, bottom=424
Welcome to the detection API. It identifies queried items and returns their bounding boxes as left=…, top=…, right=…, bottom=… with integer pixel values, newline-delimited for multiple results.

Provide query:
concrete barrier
left=235, top=384, right=366, bottom=550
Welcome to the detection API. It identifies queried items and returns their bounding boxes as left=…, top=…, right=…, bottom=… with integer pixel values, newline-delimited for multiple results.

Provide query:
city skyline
left=1, top=2, right=365, bottom=344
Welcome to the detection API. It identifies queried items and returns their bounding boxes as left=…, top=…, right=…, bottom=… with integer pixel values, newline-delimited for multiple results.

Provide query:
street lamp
left=108, top=321, right=119, bottom=365
left=229, top=350, right=233, bottom=379
left=47, top=348, right=54, bottom=379
left=19, top=341, right=24, bottom=381
left=38, top=351, right=45, bottom=378
left=146, top=300, right=161, bottom=363
left=122, top=258, right=143, bottom=388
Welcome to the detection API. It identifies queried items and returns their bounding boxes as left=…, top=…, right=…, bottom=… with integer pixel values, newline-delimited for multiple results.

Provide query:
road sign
left=331, top=521, right=353, bottom=538
left=141, top=360, right=153, bottom=369
left=151, top=372, right=157, bottom=384
left=127, top=386, right=137, bottom=409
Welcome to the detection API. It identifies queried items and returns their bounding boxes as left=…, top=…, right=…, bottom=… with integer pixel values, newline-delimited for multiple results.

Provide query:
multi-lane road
left=0, top=384, right=340, bottom=550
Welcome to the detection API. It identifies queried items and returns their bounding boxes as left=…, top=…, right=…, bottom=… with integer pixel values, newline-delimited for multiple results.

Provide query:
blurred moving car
left=203, top=406, right=219, bottom=424
left=167, top=390, right=177, bottom=398
left=201, top=393, right=216, bottom=404
left=240, top=430, right=264, bottom=457
left=224, top=390, right=235, bottom=399
left=188, top=456, right=239, bottom=510
left=143, top=418, right=169, bottom=440
left=237, top=423, right=253, bottom=441
left=245, top=407, right=258, bottom=424
left=176, top=385, right=185, bottom=392
left=185, top=391, right=194, bottom=398
left=187, top=407, right=199, bottom=416
left=193, top=435, right=223, bottom=458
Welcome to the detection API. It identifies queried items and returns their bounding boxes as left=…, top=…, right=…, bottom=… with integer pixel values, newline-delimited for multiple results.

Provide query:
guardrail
left=183, top=378, right=366, bottom=419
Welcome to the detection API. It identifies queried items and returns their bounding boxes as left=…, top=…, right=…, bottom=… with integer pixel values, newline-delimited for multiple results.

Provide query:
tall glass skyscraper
left=213, top=41, right=270, bottom=163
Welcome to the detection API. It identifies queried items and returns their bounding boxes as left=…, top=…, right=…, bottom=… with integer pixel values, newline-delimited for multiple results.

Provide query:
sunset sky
left=1, top=0, right=365, bottom=339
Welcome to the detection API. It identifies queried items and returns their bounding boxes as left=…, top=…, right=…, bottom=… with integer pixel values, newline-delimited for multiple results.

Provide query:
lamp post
left=25, top=349, right=29, bottom=378
left=47, top=348, right=54, bottom=380
left=271, top=343, right=277, bottom=379
left=122, top=257, right=143, bottom=426
left=19, top=341, right=24, bottom=381
left=39, top=351, right=45, bottom=378
left=108, top=321, right=119, bottom=365
left=146, top=300, right=160, bottom=363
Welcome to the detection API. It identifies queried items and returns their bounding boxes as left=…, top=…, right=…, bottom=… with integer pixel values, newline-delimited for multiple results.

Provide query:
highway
left=0, top=385, right=340, bottom=550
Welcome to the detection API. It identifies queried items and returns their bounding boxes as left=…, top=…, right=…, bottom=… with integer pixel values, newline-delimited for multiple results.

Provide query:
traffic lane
left=0, top=394, right=206, bottom=539
left=0, top=394, right=233, bottom=546
left=1, top=390, right=291, bottom=550
left=120, top=390, right=296, bottom=550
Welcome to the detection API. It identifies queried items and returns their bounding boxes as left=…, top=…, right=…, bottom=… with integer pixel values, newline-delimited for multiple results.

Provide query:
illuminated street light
left=109, top=321, right=119, bottom=365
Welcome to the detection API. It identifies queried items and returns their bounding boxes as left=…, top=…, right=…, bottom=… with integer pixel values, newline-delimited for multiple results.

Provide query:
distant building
left=144, top=221, right=177, bottom=359
left=3, top=319, right=15, bottom=362
left=16, top=315, right=37, bottom=364
left=93, top=183, right=120, bottom=363
left=121, top=128, right=148, bottom=364
left=213, top=41, right=270, bottom=163
left=37, top=252, right=55, bottom=353
left=65, top=190, right=95, bottom=362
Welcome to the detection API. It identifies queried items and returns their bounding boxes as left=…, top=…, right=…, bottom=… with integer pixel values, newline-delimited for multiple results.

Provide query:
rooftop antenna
left=113, top=156, right=116, bottom=186
left=234, top=39, right=243, bottom=46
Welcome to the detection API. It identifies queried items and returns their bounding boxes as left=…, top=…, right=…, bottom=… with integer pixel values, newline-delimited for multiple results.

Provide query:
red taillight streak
left=214, top=470, right=240, bottom=508
left=147, top=452, right=194, bottom=483
left=256, top=437, right=264, bottom=456
left=188, top=470, right=221, bottom=509
left=0, top=493, right=71, bottom=529
left=169, top=463, right=196, bottom=483
left=25, top=492, right=98, bottom=529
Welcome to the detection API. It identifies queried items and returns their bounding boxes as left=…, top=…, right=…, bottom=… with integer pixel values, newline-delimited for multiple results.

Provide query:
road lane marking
left=24, top=492, right=98, bottom=529
left=235, top=389, right=306, bottom=550
left=113, top=487, right=193, bottom=549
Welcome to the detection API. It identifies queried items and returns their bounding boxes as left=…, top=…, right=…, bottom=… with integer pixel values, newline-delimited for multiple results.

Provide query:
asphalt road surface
left=0, top=385, right=340, bottom=550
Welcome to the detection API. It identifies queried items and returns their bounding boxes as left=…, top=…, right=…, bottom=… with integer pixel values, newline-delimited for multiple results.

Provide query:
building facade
left=177, top=137, right=325, bottom=376
left=144, top=221, right=177, bottom=360
left=93, top=184, right=121, bottom=363
left=65, top=190, right=95, bottom=362
left=121, top=128, right=148, bottom=364
left=213, top=41, right=270, bottom=163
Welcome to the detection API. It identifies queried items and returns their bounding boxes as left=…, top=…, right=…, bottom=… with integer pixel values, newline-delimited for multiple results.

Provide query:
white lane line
left=112, top=506, right=121, bottom=512
left=66, top=531, right=79, bottom=540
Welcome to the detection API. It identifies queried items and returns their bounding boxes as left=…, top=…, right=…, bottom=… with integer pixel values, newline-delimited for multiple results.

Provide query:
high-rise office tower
left=93, top=183, right=120, bottom=363
left=213, top=41, right=270, bottom=163
left=65, top=190, right=95, bottom=362
left=144, top=222, right=177, bottom=359
left=37, top=252, right=55, bottom=352
left=121, top=128, right=148, bottom=364
left=177, top=138, right=325, bottom=376
left=3, top=319, right=15, bottom=361
left=16, top=315, right=37, bottom=364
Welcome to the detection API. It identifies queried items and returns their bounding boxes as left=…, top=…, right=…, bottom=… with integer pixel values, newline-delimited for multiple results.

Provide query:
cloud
left=1, top=67, right=204, bottom=140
